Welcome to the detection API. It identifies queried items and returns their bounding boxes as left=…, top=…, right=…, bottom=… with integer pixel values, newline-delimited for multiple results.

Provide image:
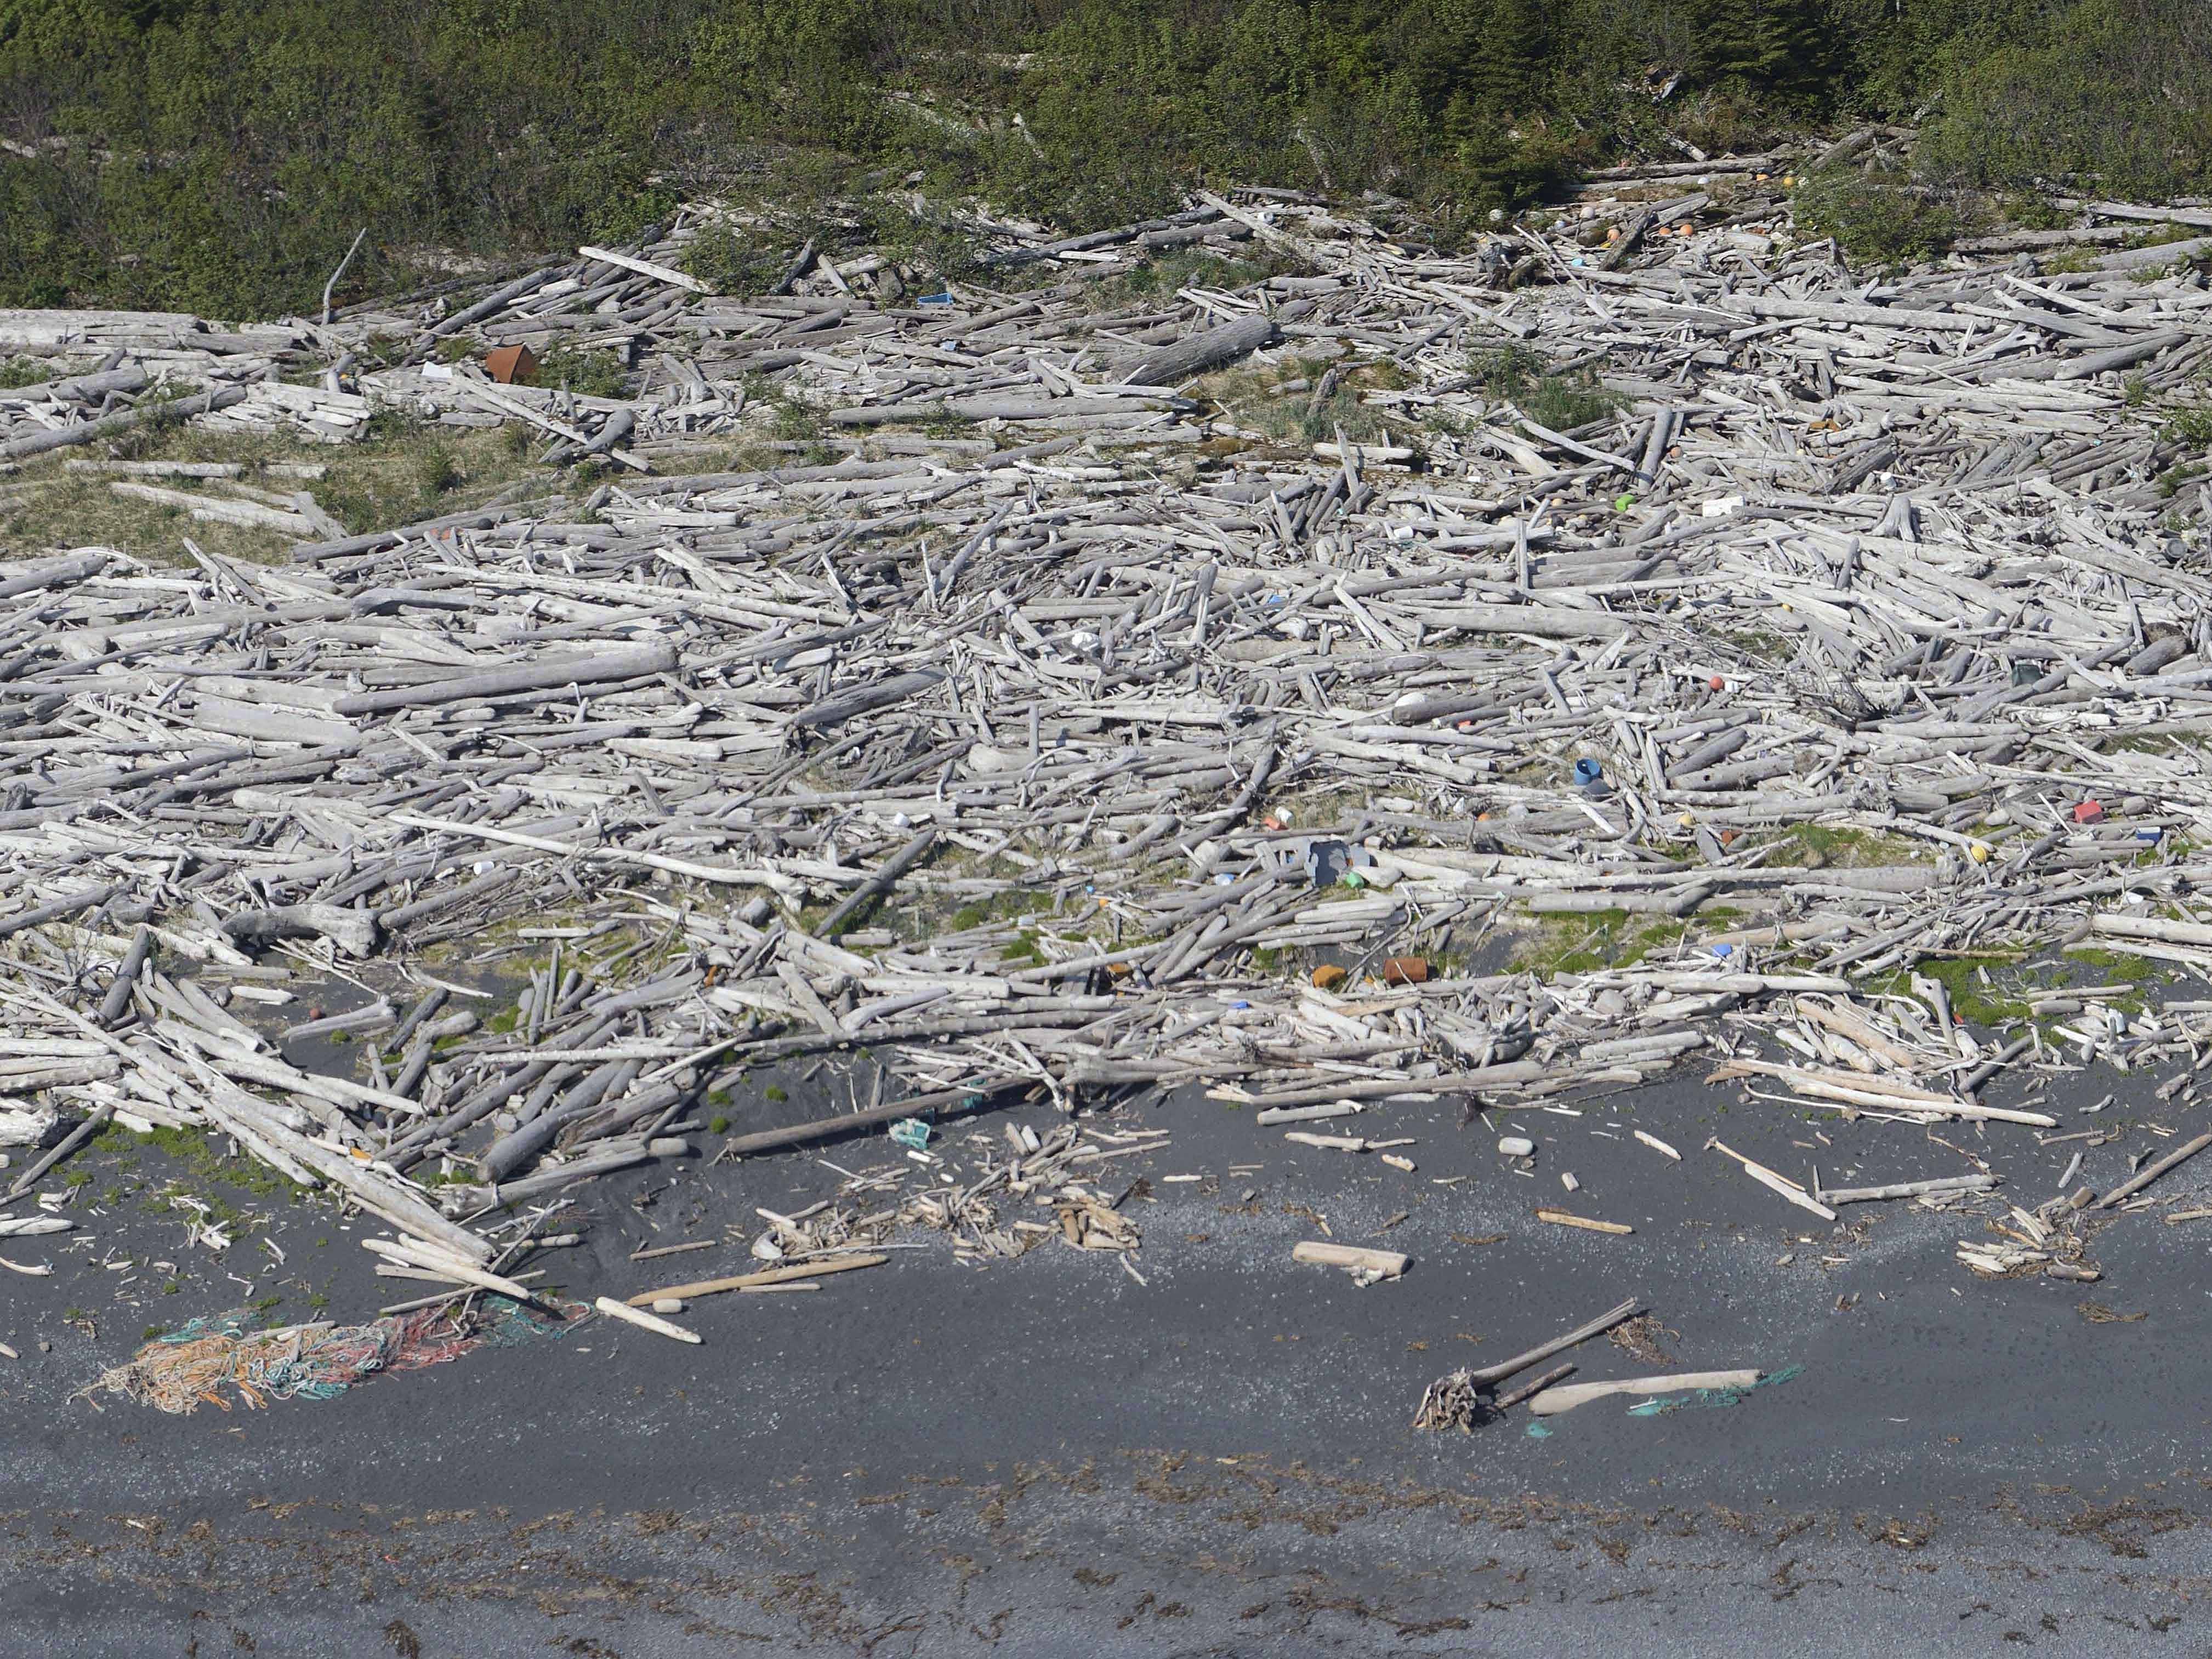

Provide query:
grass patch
left=0, top=415, right=559, bottom=567
left=948, top=888, right=1056, bottom=933
left=1193, top=354, right=1403, bottom=449
left=1465, top=343, right=1622, bottom=432
left=1763, top=823, right=1924, bottom=869
left=537, top=344, right=632, bottom=400
left=1089, top=248, right=1280, bottom=311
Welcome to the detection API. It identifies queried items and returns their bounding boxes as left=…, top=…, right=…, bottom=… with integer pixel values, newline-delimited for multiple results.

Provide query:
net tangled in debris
left=80, top=1299, right=583, bottom=1415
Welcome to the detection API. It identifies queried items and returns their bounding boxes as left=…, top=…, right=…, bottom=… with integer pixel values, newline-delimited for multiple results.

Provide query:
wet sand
left=2, top=1055, right=2208, bottom=1654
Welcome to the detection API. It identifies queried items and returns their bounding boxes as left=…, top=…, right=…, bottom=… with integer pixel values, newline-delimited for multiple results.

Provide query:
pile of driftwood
left=2, top=162, right=2212, bottom=1290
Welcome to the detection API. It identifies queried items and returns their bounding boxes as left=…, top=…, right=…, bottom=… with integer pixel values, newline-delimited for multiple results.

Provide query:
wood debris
left=2, top=160, right=2210, bottom=1310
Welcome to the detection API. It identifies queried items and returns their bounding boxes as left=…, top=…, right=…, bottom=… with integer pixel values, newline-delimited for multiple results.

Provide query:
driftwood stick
left=1464, top=1296, right=1641, bottom=1387
left=1528, top=1370, right=1764, bottom=1416
left=626, top=1252, right=886, bottom=1305
left=4, top=1104, right=115, bottom=1201
left=1494, top=1362, right=1577, bottom=1411
left=1818, top=1173, right=1998, bottom=1204
left=98, top=925, right=153, bottom=1028
left=1292, top=1240, right=1409, bottom=1277
left=0, top=386, right=248, bottom=462
left=819, top=827, right=937, bottom=938
left=2098, top=1132, right=2212, bottom=1209
left=719, top=1082, right=1022, bottom=1159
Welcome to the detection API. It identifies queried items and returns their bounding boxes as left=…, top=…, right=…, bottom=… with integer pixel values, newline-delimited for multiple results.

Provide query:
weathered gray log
left=0, top=550, right=109, bottom=603
left=424, top=264, right=560, bottom=340
left=477, top=1058, right=638, bottom=1182
left=333, top=642, right=678, bottom=716
left=820, top=828, right=939, bottom=938
left=0, top=385, right=247, bottom=462
left=1123, top=315, right=1277, bottom=386
left=827, top=395, right=1175, bottom=427
left=1600, top=209, right=1656, bottom=272
left=2098, top=1131, right=2212, bottom=1208
left=378, top=868, right=520, bottom=932
left=289, top=503, right=524, bottom=563
left=2054, top=329, right=2187, bottom=381
left=2088, top=236, right=2212, bottom=273
left=1414, top=605, right=1629, bottom=641
left=0, top=883, right=121, bottom=939
left=718, top=1081, right=1021, bottom=1160
left=99, top=925, right=153, bottom=1028
left=1, top=364, right=147, bottom=404
left=4, top=1104, right=114, bottom=1201
left=384, top=985, right=450, bottom=1054
left=221, top=902, right=382, bottom=959
left=1636, top=409, right=1676, bottom=485
left=792, top=670, right=944, bottom=731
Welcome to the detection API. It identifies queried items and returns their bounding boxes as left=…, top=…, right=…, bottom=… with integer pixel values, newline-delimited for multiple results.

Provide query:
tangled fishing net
left=80, top=1297, right=584, bottom=1414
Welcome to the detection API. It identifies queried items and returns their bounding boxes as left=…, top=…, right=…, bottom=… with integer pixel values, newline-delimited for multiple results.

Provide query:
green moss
left=1513, top=910, right=1685, bottom=976
left=764, top=1084, right=788, bottom=1104
left=2061, top=945, right=2163, bottom=985
left=1871, top=959, right=2031, bottom=1028
left=708, top=1114, right=731, bottom=1134
left=1766, top=823, right=1921, bottom=869
left=135, top=1122, right=295, bottom=1200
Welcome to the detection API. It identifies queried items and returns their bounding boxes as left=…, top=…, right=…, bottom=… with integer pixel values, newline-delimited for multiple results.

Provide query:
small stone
left=651, top=1298, right=685, bottom=1315
left=1498, top=1136, right=1536, bottom=1158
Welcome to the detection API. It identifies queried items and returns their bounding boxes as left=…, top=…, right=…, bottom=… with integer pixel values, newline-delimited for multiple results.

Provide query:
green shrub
left=538, top=346, right=630, bottom=400
left=0, top=0, right=2199, bottom=319
left=412, top=444, right=462, bottom=503
left=1917, top=0, right=2210, bottom=199
left=2170, top=404, right=2212, bottom=451
left=684, top=221, right=792, bottom=297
